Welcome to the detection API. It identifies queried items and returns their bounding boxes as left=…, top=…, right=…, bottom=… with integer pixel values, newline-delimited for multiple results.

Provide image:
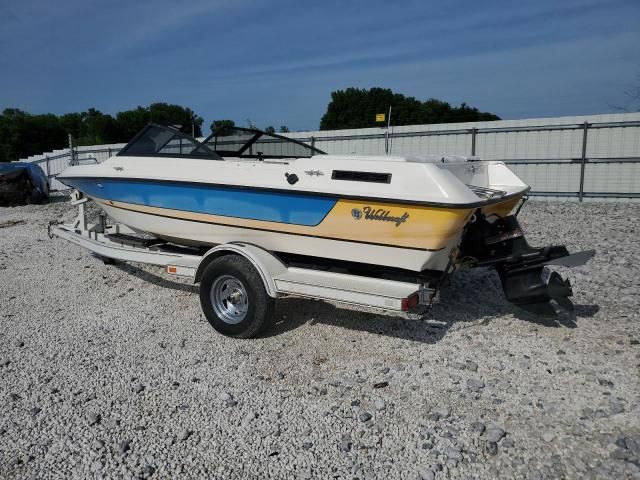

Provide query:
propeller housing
left=500, top=267, right=574, bottom=312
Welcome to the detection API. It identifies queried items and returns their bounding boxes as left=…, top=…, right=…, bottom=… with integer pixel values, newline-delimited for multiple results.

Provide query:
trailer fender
left=194, top=243, right=287, bottom=298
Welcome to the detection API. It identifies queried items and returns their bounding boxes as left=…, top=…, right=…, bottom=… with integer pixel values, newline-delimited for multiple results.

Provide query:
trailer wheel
left=199, top=255, right=273, bottom=338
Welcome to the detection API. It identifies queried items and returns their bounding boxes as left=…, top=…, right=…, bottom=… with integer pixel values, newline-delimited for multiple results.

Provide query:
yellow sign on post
left=375, top=113, right=386, bottom=122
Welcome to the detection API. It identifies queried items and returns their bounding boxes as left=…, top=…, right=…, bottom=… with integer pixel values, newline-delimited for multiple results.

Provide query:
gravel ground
left=1, top=196, right=639, bottom=479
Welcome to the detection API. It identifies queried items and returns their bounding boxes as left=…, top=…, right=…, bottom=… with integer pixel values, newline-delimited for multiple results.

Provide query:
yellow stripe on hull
left=98, top=195, right=523, bottom=251
left=324, top=199, right=473, bottom=250
left=481, top=196, right=521, bottom=218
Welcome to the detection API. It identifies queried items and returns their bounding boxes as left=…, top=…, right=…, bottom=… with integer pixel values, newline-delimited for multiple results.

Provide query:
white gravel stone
left=374, top=398, right=386, bottom=411
left=485, top=427, right=506, bottom=443
left=91, top=439, right=104, bottom=450
left=467, top=378, right=485, bottom=392
left=0, top=198, right=638, bottom=479
left=218, top=392, right=232, bottom=402
left=418, top=467, right=435, bottom=480
left=242, top=411, right=257, bottom=427
left=86, top=412, right=101, bottom=426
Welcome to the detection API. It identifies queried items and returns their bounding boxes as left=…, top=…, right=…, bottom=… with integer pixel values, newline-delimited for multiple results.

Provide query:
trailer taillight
left=401, top=292, right=420, bottom=311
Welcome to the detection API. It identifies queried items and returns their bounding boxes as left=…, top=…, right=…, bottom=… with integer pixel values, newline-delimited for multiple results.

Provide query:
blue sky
left=0, top=0, right=638, bottom=131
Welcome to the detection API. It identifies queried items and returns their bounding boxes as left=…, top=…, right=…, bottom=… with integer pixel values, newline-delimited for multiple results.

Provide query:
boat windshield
left=201, top=126, right=325, bottom=159
left=117, top=124, right=325, bottom=160
left=117, top=124, right=222, bottom=160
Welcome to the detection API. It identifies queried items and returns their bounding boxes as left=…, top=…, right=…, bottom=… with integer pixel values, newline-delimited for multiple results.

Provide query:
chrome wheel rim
left=211, top=275, right=249, bottom=324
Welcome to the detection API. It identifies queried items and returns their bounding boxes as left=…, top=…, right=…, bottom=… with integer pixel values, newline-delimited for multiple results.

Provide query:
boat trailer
left=49, top=192, right=438, bottom=338
left=50, top=193, right=594, bottom=337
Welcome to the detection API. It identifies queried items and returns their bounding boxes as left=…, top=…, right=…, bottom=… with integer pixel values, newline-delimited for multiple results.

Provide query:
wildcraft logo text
left=351, top=207, right=409, bottom=226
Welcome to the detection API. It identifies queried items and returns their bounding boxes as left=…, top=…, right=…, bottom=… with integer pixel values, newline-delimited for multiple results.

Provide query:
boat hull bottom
left=98, top=201, right=456, bottom=272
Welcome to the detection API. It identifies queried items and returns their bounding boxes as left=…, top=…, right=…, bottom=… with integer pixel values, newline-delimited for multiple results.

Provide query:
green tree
left=81, top=108, right=119, bottom=144
left=115, top=106, right=152, bottom=141
left=422, top=98, right=456, bottom=124
left=148, top=103, right=203, bottom=137
left=0, top=103, right=207, bottom=161
left=0, top=108, right=29, bottom=161
left=264, top=126, right=276, bottom=133
left=0, top=108, right=66, bottom=161
left=27, top=113, right=67, bottom=156
left=319, top=87, right=499, bottom=130
left=60, top=108, right=119, bottom=146
left=116, top=103, right=203, bottom=140
left=209, top=119, right=236, bottom=132
left=58, top=112, right=83, bottom=142
left=279, top=125, right=290, bottom=133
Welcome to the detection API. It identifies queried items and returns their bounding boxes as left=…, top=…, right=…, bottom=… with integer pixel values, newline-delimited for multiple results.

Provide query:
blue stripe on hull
left=66, top=178, right=337, bottom=226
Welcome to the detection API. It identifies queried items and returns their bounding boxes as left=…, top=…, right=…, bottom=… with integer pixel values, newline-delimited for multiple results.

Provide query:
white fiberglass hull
left=60, top=145, right=529, bottom=273
left=99, top=201, right=457, bottom=272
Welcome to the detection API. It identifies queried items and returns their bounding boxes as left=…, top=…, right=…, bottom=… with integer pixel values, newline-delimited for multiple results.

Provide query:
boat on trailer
left=54, top=124, right=594, bottom=337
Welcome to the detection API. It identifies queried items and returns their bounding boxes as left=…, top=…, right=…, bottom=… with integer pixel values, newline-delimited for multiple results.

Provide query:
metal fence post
left=470, top=128, right=477, bottom=156
left=108, top=147, right=112, bottom=158
left=45, top=155, right=50, bottom=190
left=578, top=122, right=589, bottom=202
left=68, top=134, right=75, bottom=165
left=311, top=136, right=315, bottom=150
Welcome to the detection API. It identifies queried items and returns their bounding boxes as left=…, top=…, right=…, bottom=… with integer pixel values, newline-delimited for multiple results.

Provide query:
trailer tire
left=199, top=255, right=273, bottom=338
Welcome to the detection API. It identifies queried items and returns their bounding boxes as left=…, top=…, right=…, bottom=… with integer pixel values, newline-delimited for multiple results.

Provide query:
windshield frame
left=117, top=123, right=223, bottom=160
left=202, top=126, right=326, bottom=158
